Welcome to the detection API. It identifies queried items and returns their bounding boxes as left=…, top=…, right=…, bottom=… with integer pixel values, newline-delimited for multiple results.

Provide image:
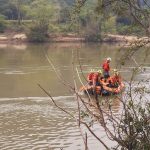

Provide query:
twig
left=38, top=84, right=75, bottom=118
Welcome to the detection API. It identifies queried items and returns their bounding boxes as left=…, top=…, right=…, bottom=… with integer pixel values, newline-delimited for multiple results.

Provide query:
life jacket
left=92, top=72, right=99, bottom=85
left=102, top=60, right=110, bottom=72
left=87, top=72, right=94, bottom=81
left=109, top=75, right=121, bottom=85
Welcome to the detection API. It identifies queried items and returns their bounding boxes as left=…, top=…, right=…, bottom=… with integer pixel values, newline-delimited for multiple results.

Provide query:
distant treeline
left=0, top=0, right=149, bottom=42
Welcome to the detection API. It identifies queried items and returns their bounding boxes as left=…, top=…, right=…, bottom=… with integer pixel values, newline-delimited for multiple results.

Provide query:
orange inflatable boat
left=80, top=80, right=125, bottom=96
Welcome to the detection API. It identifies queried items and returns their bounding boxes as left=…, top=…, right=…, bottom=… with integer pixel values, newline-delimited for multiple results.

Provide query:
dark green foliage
left=0, top=0, right=34, bottom=20
left=0, top=15, right=6, bottom=33
left=26, top=0, right=54, bottom=42
left=0, top=22, right=6, bottom=33
left=0, top=0, right=149, bottom=41
left=81, top=17, right=102, bottom=42
left=117, top=24, right=145, bottom=36
left=85, top=33, right=101, bottom=42
left=59, top=7, right=71, bottom=23
left=120, top=100, right=150, bottom=150
left=0, top=0, right=75, bottom=20
left=27, top=24, right=49, bottom=42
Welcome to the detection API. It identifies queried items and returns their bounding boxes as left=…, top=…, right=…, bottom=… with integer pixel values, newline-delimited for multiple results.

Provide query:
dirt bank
left=0, top=32, right=84, bottom=43
left=103, top=34, right=150, bottom=43
left=0, top=32, right=149, bottom=44
left=0, top=32, right=27, bottom=44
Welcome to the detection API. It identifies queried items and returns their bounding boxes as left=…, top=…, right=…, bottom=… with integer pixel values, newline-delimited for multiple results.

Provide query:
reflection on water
left=0, top=96, right=121, bottom=150
left=0, top=43, right=149, bottom=98
left=0, top=97, right=81, bottom=150
left=0, top=43, right=150, bottom=149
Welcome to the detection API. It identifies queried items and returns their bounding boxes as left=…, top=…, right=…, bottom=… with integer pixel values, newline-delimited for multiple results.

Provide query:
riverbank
left=0, top=32, right=149, bottom=45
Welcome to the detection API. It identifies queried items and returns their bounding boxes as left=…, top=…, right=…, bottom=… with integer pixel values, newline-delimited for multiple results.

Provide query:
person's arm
left=87, top=74, right=92, bottom=82
left=118, top=76, right=122, bottom=84
left=92, top=74, right=97, bottom=87
left=92, top=79, right=96, bottom=87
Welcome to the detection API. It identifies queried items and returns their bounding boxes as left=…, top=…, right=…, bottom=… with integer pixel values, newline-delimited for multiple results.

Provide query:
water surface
left=0, top=43, right=149, bottom=149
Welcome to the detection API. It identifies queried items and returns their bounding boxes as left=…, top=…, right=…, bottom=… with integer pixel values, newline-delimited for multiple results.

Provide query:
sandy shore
left=0, top=33, right=27, bottom=44
left=0, top=33, right=84, bottom=43
left=0, top=32, right=149, bottom=45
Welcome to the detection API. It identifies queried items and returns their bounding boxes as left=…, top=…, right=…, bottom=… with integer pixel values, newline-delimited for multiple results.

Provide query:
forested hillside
left=0, top=0, right=75, bottom=20
left=0, top=0, right=149, bottom=42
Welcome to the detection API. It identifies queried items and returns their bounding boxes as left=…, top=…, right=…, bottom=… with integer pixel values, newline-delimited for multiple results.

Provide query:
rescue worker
left=102, top=57, right=111, bottom=79
left=108, top=69, right=121, bottom=88
left=92, top=70, right=102, bottom=87
left=87, top=69, right=94, bottom=85
left=87, top=69, right=102, bottom=86
left=92, top=70, right=103, bottom=95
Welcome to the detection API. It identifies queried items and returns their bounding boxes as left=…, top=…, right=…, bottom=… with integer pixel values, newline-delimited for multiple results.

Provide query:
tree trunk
left=17, top=0, right=21, bottom=25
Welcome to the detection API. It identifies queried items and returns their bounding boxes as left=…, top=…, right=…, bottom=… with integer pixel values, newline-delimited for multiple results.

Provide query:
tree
left=12, top=0, right=22, bottom=24
left=74, top=0, right=150, bottom=36
left=27, top=0, right=55, bottom=42
left=0, top=15, right=6, bottom=33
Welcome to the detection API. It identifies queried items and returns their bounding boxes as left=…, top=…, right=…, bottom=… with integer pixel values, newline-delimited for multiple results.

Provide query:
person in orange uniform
left=87, top=69, right=94, bottom=85
left=87, top=70, right=102, bottom=86
left=102, top=57, right=111, bottom=79
left=92, top=70, right=103, bottom=87
left=91, top=70, right=103, bottom=95
left=108, top=69, right=122, bottom=88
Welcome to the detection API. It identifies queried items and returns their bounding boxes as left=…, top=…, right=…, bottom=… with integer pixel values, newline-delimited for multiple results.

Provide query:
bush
left=83, top=24, right=101, bottom=42
left=48, top=23, right=81, bottom=34
left=117, top=23, right=144, bottom=35
left=6, top=20, right=29, bottom=32
left=85, top=33, right=101, bottom=42
left=0, top=15, right=6, bottom=33
left=49, top=24, right=61, bottom=33
left=59, top=24, right=74, bottom=33
left=102, top=15, right=117, bottom=34
left=27, top=23, right=49, bottom=42
left=0, top=21, right=6, bottom=33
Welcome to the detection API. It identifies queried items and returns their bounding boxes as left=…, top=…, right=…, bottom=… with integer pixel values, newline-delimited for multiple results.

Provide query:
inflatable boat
left=80, top=80, right=125, bottom=96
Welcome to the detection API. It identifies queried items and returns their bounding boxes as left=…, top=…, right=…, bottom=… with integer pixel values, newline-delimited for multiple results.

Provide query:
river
left=0, top=43, right=149, bottom=150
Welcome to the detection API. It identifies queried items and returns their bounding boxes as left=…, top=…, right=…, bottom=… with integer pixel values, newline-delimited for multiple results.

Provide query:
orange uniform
left=102, top=60, right=110, bottom=72
left=92, top=72, right=100, bottom=86
left=109, top=75, right=121, bottom=86
left=87, top=72, right=94, bottom=82
left=87, top=72, right=100, bottom=86
left=102, top=60, right=111, bottom=78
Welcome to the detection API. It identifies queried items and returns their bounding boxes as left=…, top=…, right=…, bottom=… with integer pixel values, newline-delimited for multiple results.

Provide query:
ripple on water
left=0, top=96, right=122, bottom=149
left=0, top=96, right=86, bottom=150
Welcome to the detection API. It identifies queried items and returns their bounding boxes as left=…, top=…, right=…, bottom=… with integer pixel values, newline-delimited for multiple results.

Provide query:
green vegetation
left=26, top=0, right=54, bottom=42
left=0, top=15, right=6, bottom=33
left=0, top=0, right=149, bottom=41
left=0, top=1, right=149, bottom=149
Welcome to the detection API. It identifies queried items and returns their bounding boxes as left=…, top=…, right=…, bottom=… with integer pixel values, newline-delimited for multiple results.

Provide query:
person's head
left=106, top=57, right=111, bottom=63
left=97, top=69, right=102, bottom=76
left=113, top=69, right=119, bottom=76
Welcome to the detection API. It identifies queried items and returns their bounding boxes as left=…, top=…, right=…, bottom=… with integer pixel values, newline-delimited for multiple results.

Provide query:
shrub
left=102, top=15, right=117, bottom=34
left=117, top=23, right=144, bottom=35
left=27, top=23, right=49, bottom=42
left=84, top=33, right=101, bottom=42
left=0, top=15, right=6, bottom=33
left=84, top=24, right=101, bottom=42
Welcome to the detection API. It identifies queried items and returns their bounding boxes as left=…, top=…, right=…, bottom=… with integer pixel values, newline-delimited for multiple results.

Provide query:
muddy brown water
left=0, top=43, right=149, bottom=150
